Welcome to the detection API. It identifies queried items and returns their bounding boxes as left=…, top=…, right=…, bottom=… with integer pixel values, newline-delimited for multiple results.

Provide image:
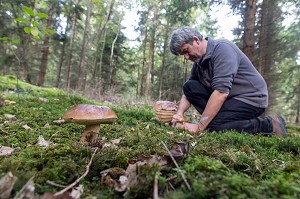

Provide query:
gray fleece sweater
left=190, top=37, right=268, bottom=108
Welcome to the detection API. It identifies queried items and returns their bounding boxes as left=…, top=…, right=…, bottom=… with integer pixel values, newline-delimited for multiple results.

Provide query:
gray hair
left=169, top=26, right=203, bottom=55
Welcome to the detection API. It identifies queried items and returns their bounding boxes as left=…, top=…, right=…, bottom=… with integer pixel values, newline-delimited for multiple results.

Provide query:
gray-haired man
left=169, top=26, right=287, bottom=136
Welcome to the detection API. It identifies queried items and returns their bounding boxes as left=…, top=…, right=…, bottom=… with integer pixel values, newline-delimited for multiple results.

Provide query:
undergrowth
left=0, top=75, right=299, bottom=198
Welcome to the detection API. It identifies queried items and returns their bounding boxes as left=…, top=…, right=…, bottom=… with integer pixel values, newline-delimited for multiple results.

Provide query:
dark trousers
left=183, top=80, right=273, bottom=134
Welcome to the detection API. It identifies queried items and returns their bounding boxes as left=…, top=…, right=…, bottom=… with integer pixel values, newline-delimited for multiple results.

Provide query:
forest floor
left=0, top=75, right=300, bottom=199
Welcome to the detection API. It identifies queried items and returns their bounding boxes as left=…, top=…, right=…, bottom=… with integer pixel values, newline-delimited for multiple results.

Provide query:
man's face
left=179, top=36, right=204, bottom=63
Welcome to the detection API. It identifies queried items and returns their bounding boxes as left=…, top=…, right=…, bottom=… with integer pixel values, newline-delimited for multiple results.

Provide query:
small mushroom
left=63, top=104, right=117, bottom=144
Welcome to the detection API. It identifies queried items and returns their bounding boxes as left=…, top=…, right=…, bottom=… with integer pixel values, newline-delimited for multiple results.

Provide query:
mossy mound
left=0, top=75, right=299, bottom=198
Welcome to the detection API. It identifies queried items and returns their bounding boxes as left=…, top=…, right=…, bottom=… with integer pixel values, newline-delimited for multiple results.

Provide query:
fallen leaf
left=0, top=172, right=18, bottom=199
left=165, top=141, right=189, bottom=158
left=166, top=131, right=174, bottom=136
left=101, top=167, right=127, bottom=192
left=115, top=175, right=128, bottom=192
left=191, top=142, right=197, bottom=147
left=22, top=124, right=31, bottom=130
left=39, top=97, right=49, bottom=102
left=4, top=100, right=16, bottom=104
left=37, top=135, right=50, bottom=147
left=111, top=138, right=122, bottom=145
left=186, top=133, right=193, bottom=139
left=0, top=146, right=14, bottom=156
left=70, top=184, right=84, bottom=199
left=4, top=114, right=16, bottom=120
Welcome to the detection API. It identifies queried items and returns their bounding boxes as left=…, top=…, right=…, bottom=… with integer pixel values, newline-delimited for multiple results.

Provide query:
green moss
left=0, top=76, right=300, bottom=198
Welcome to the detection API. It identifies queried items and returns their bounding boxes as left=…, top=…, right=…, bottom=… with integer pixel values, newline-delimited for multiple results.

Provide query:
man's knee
left=182, top=80, right=202, bottom=95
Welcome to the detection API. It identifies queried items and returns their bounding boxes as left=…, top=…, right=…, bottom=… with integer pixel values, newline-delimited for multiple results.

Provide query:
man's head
left=169, top=26, right=206, bottom=63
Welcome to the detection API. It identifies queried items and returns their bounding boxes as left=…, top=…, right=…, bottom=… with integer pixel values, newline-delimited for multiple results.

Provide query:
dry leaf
left=0, top=172, right=18, bottom=199
left=37, top=135, right=50, bottom=147
left=0, top=146, right=14, bottom=156
left=39, top=97, right=49, bottom=102
left=111, top=138, right=122, bottom=145
left=4, top=100, right=16, bottom=104
left=22, top=124, right=31, bottom=130
left=165, top=141, right=189, bottom=158
left=4, top=114, right=16, bottom=120
left=70, top=185, right=84, bottom=199
left=102, top=138, right=122, bottom=148
left=166, top=131, right=174, bottom=136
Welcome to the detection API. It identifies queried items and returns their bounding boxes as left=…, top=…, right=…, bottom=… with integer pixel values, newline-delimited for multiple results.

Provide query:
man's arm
left=198, top=90, right=228, bottom=129
left=176, top=90, right=228, bottom=132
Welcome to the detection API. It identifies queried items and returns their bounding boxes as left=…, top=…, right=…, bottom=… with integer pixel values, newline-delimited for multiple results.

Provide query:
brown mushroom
left=63, top=104, right=117, bottom=144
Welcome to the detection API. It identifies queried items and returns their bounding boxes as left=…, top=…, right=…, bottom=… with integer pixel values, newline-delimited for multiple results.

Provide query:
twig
left=153, top=172, right=159, bottom=199
left=166, top=175, right=177, bottom=182
left=54, top=147, right=98, bottom=196
left=161, top=141, right=192, bottom=191
left=46, top=180, right=67, bottom=188
left=167, top=182, right=175, bottom=191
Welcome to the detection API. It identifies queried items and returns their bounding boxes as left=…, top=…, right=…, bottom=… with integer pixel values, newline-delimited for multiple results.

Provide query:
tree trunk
left=108, top=19, right=121, bottom=92
left=242, top=0, right=256, bottom=62
left=139, top=27, right=148, bottom=97
left=145, top=5, right=159, bottom=100
left=256, top=0, right=281, bottom=114
left=64, top=12, right=77, bottom=90
left=77, top=0, right=91, bottom=90
left=92, top=0, right=115, bottom=92
left=37, top=7, right=54, bottom=87
left=144, top=26, right=155, bottom=100
left=55, top=34, right=67, bottom=88
left=158, top=25, right=169, bottom=100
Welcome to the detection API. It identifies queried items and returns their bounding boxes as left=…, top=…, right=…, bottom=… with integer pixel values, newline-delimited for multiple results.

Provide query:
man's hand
left=171, top=114, right=188, bottom=127
left=175, top=122, right=202, bottom=133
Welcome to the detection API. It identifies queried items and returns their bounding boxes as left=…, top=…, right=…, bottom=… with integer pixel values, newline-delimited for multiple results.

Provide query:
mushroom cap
left=63, top=104, right=117, bottom=125
left=153, top=101, right=177, bottom=111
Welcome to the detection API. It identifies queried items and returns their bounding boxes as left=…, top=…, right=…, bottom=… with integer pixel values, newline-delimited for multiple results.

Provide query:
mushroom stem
left=80, top=124, right=101, bottom=143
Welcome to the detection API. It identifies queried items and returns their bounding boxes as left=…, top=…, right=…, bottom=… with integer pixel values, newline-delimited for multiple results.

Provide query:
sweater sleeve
left=211, top=42, right=239, bottom=93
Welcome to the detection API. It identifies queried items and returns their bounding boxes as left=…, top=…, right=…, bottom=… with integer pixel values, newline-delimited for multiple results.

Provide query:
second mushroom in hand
left=63, top=104, right=118, bottom=144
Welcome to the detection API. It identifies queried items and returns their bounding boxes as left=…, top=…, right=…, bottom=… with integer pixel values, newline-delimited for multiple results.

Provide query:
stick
left=153, top=172, right=159, bottom=199
left=161, top=141, right=192, bottom=191
left=46, top=180, right=67, bottom=188
left=166, top=175, right=177, bottom=182
left=54, top=147, right=98, bottom=196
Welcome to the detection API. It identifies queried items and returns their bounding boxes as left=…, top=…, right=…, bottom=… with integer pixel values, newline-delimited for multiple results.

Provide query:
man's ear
left=193, top=36, right=200, bottom=44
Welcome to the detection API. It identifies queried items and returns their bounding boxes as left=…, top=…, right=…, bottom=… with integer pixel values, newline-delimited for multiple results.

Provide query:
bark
left=92, top=0, right=115, bottom=90
left=77, top=0, right=92, bottom=90
left=158, top=25, right=170, bottom=100
left=145, top=5, right=159, bottom=100
left=256, top=0, right=281, bottom=114
left=139, top=27, right=148, bottom=97
left=37, top=7, right=54, bottom=87
left=55, top=35, right=67, bottom=88
left=242, top=0, right=256, bottom=62
left=64, top=8, right=78, bottom=90
left=108, top=19, right=121, bottom=92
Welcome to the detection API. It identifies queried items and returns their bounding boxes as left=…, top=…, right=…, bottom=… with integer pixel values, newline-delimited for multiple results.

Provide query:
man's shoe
left=271, top=116, right=288, bottom=136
